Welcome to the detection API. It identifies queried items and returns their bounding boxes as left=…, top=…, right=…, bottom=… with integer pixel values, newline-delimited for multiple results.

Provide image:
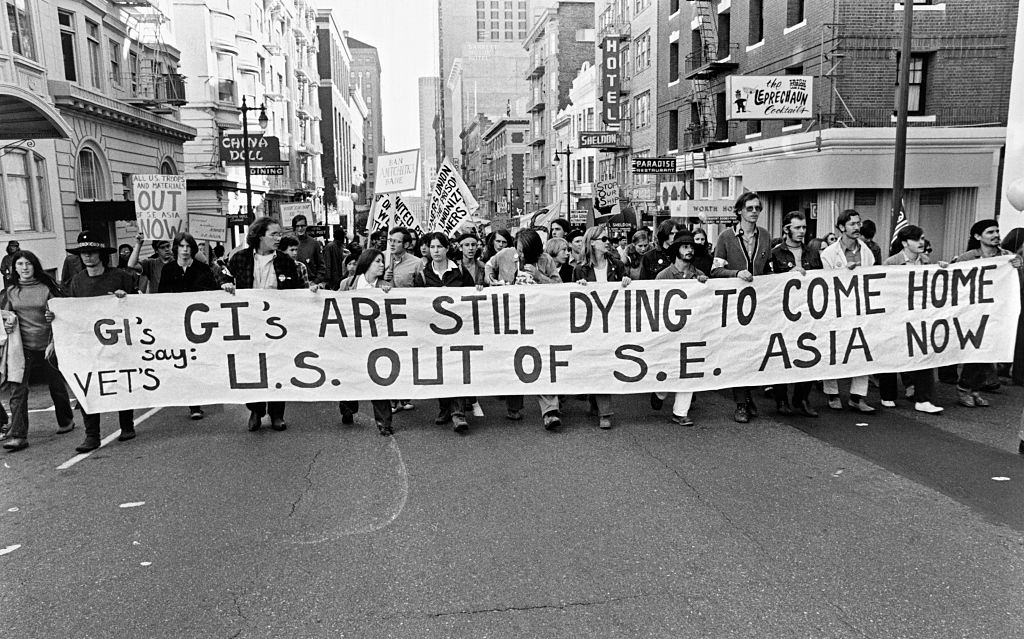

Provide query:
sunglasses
left=744, top=205, right=763, bottom=212
left=596, top=236, right=610, bottom=243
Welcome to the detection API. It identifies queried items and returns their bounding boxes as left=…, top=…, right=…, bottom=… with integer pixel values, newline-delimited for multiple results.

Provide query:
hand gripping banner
left=51, top=258, right=1020, bottom=413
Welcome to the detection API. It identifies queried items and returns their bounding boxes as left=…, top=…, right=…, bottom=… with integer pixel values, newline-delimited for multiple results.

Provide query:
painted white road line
left=0, top=544, right=21, bottom=556
left=28, top=406, right=54, bottom=413
left=56, top=407, right=162, bottom=470
left=119, top=501, right=146, bottom=508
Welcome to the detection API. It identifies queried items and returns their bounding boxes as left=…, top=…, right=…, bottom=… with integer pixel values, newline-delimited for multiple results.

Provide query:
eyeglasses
left=744, top=205, right=763, bottom=212
left=596, top=236, right=610, bottom=243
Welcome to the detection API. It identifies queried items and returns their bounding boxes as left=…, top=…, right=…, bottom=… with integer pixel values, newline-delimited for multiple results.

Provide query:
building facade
left=1, top=0, right=195, bottom=272
left=316, top=9, right=359, bottom=234
left=347, top=35, right=382, bottom=203
left=174, top=0, right=323, bottom=244
left=552, top=60, right=597, bottom=221
left=417, top=75, right=440, bottom=221
left=523, top=1, right=594, bottom=212
left=481, top=117, right=528, bottom=229
left=657, top=0, right=1017, bottom=259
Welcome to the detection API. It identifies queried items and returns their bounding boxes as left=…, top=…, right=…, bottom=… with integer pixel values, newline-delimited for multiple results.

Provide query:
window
left=634, top=0, right=649, bottom=13
left=668, top=41, right=679, bottom=81
left=1, top=149, right=51, bottom=233
left=746, top=120, right=762, bottom=136
left=160, top=159, right=177, bottom=175
left=634, top=91, right=650, bottom=128
left=896, top=54, right=928, bottom=114
left=633, top=31, right=651, bottom=71
left=783, top=65, right=803, bottom=127
left=58, top=10, right=78, bottom=82
left=715, top=177, right=731, bottom=199
left=129, top=50, right=139, bottom=93
left=670, top=0, right=680, bottom=14
left=787, top=0, right=805, bottom=27
left=86, top=20, right=102, bottom=88
left=717, top=11, right=731, bottom=59
left=109, top=40, right=121, bottom=86
left=6, top=0, right=36, bottom=59
left=668, top=109, right=679, bottom=150
left=853, top=190, right=877, bottom=206
left=76, top=147, right=105, bottom=200
left=748, top=0, right=763, bottom=45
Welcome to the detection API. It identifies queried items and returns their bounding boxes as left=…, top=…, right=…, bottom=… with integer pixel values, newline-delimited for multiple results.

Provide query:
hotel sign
left=600, top=37, right=621, bottom=127
left=726, top=75, right=814, bottom=120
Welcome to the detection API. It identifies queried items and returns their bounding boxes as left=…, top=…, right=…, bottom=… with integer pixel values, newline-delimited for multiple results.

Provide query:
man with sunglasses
left=711, top=192, right=772, bottom=423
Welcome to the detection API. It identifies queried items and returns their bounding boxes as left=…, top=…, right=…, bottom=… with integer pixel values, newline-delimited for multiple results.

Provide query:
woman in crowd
left=573, top=224, right=632, bottom=430
left=544, top=237, right=572, bottom=284
left=823, top=233, right=839, bottom=246
left=158, top=232, right=220, bottom=420
left=1, top=250, right=75, bottom=451
left=482, top=229, right=514, bottom=264
left=414, top=233, right=473, bottom=434
left=692, top=228, right=710, bottom=252
left=339, top=249, right=395, bottom=436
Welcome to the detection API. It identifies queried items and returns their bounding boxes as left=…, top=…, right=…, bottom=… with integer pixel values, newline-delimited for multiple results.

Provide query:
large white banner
left=51, top=259, right=1019, bottom=413
left=428, top=158, right=478, bottom=236
left=132, top=174, right=187, bottom=240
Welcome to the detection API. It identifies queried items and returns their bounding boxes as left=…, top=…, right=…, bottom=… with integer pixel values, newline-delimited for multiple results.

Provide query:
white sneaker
left=914, top=401, right=943, bottom=414
left=880, top=400, right=897, bottom=408
left=904, top=385, right=916, bottom=399
left=471, top=402, right=485, bottom=417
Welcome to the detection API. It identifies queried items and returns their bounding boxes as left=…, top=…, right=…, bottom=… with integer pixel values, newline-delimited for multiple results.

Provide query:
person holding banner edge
left=384, top=227, right=421, bottom=413
left=219, top=217, right=305, bottom=432
left=59, top=231, right=137, bottom=453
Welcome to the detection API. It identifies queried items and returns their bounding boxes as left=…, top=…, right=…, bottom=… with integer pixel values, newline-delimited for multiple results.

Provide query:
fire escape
left=111, top=0, right=187, bottom=114
left=683, top=0, right=737, bottom=151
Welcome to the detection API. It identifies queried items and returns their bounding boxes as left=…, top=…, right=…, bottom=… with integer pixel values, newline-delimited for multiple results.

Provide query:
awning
left=0, top=83, right=73, bottom=140
left=79, top=200, right=137, bottom=222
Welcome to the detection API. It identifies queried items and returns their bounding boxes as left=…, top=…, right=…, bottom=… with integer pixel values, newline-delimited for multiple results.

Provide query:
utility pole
left=890, top=1, right=914, bottom=253
left=554, top=145, right=573, bottom=218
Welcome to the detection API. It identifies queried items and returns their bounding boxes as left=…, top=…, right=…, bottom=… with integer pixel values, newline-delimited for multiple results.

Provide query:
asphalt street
left=1, top=377, right=1023, bottom=638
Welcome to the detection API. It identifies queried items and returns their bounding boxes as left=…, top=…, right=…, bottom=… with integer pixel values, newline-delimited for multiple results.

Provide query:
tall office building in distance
left=347, top=35, right=384, bottom=200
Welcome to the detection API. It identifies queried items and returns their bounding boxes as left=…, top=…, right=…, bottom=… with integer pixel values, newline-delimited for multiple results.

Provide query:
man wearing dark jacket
left=639, top=219, right=686, bottom=279
left=219, top=217, right=304, bottom=432
left=290, top=215, right=325, bottom=284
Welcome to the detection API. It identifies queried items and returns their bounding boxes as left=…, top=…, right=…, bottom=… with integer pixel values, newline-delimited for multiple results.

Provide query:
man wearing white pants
left=819, top=209, right=876, bottom=414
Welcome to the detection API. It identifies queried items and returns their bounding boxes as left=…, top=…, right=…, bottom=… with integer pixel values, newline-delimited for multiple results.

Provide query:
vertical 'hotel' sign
left=601, top=36, right=621, bottom=127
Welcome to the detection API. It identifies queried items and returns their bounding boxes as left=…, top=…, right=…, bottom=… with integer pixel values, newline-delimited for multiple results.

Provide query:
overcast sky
left=321, top=0, right=438, bottom=152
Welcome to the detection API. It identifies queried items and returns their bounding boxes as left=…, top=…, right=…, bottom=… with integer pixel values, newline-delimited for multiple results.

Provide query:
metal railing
left=112, top=73, right=187, bottom=106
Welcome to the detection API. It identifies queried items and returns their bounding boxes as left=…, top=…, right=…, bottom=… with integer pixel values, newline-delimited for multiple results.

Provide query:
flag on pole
left=429, top=157, right=479, bottom=236
left=889, top=197, right=908, bottom=249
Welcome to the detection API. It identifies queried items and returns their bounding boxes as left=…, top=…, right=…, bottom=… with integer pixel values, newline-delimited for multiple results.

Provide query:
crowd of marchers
left=0, top=194, right=1022, bottom=457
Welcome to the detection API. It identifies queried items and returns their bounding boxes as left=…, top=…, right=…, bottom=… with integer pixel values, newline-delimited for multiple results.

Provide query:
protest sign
left=368, top=193, right=393, bottom=233
left=187, top=213, right=226, bottom=242
left=279, top=202, right=312, bottom=229
left=374, top=149, right=420, bottom=194
left=51, top=258, right=1020, bottom=413
left=428, top=158, right=478, bottom=236
left=392, top=193, right=422, bottom=232
left=594, top=180, right=619, bottom=209
left=132, top=174, right=187, bottom=241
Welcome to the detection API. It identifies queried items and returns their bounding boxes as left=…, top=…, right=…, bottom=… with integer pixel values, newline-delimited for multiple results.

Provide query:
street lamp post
left=553, top=144, right=573, bottom=219
left=239, top=96, right=269, bottom=219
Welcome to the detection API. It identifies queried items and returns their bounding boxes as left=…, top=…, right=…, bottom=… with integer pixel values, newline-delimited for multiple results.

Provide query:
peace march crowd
left=0, top=192, right=1022, bottom=458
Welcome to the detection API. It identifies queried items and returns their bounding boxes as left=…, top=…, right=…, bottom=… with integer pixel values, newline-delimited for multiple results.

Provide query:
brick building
left=523, top=1, right=595, bottom=213
left=481, top=117, right=529, bottom=229
left=656, top=0, right=1017, bottom=260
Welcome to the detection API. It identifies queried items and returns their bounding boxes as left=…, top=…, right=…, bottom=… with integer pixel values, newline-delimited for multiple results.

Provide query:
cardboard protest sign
left=52, top=258, right=1020, bottom=413
left=279, top=202, right=312, bottom=229
left=429, top=158, right=478, bottom=236
left=187, top=213, right=226, bottom=242
left=132, top=175, right=187, bottom=241
left=374, top=149, right=420, bottom=194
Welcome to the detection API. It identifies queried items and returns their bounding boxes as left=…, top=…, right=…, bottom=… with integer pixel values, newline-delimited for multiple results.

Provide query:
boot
left=76, top=436, right=101, bottom=453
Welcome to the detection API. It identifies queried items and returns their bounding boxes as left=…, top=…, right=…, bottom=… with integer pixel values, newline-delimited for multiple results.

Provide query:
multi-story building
left=553, top=60, right=597, bottom=221
left=593, top=0, right=660, bottom=225
left=418, top=76, right=441, bottom=221
left=174, top=0, right=323, bottom=242
left=347, top=34, right=382, bottom=202
left=523, top=1, right=594, bottom=212
left=481, top=117, right=529, bottom=229
left=348, top=83, right=368, bottom=221
left=316, top=9, right=359, bottom=234
left=658, top=0, right=1016, bottom=260
left=0, top=0, right=195, bottom=270
left=437, top=0, right=551, bottom=166
left=459, top=113, right=492, bottom=213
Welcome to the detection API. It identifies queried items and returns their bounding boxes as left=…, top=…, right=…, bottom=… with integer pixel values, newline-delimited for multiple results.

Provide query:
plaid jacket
left=219, top=249, right=304, bottom=290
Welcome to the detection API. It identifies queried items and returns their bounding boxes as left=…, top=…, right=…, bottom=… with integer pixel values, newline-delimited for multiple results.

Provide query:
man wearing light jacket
left=819, top=208, right=876, bottom=414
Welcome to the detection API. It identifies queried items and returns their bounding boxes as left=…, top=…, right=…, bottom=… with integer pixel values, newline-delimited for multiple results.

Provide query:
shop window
left=0, top=149, right=51, bottom=232
left=853, top=190, right=877, bottom=206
